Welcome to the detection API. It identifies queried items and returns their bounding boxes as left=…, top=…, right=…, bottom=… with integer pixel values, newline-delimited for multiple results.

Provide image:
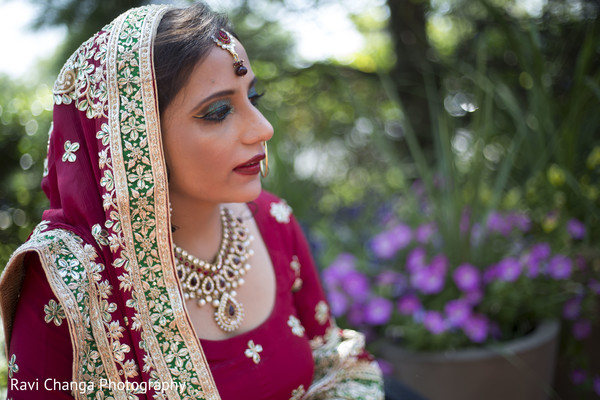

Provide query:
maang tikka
left=212, top=29, right=248, bottom=76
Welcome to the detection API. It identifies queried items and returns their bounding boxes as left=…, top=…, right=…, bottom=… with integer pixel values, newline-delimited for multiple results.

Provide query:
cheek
left=166, top=129, right=231, bottom=181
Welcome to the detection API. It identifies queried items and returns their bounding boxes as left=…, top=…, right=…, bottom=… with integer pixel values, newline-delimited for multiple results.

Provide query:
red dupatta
left=0, top=6, right=220, bottom=399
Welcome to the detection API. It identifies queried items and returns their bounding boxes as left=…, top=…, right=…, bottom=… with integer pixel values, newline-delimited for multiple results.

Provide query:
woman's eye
left=194, top=100, right=232, bottom=122
left=248, top=88, right=265, bottom=107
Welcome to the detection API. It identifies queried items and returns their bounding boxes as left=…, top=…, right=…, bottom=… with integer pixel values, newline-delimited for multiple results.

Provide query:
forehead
left=188, top=38, right=251, bottom=90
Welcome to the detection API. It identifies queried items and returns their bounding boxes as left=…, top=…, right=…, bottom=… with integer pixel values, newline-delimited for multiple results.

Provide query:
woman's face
left=161, top=38, right=273, bottom=208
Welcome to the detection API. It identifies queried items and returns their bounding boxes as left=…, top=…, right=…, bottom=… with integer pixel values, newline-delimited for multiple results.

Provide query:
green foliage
left=0, top=76, right=51, bottom=266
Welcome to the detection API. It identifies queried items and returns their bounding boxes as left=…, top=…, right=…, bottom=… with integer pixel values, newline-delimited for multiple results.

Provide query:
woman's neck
left=170, top=196, right=223, bottom=262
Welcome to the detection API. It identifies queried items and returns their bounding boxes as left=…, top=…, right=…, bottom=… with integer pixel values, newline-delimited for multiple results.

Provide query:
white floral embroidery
left=290, top=255, right=303, bottom=291
left=92, top=223, right=109, bottom=247
left=288, top=315, right=306, bottom=337
left=44, top=299, right=66, bottom=326
left=33, top=220, right=51, bottom=236
left=290, top=256, right=300, bottom=274
left=62, top=140, right=80, bottom=162
left=8, top=354, right=18, bottom=378
left=290, top=384, right=306, bottom=400
left=270, top=201, right=292, bottom=223
left=315, top=301, right=329, bottom=325
left=245, top=340, right=263, bottom=364
left=57, top=258, right=81, bottom=280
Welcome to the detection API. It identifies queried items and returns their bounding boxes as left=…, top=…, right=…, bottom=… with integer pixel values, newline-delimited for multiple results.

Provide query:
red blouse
left=7, top=191, right=332, bottom=399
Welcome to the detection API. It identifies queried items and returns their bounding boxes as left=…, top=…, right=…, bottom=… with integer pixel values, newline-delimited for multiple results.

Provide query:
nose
left=242, top=105, right=274, bottom=145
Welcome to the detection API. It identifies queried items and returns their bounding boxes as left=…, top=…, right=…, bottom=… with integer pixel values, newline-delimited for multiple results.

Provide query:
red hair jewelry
left=213, top=29, right=248, bottom=76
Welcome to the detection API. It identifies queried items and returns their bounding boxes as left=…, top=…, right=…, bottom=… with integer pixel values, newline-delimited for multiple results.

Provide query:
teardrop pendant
left=214, top=292, right=244, bottom=332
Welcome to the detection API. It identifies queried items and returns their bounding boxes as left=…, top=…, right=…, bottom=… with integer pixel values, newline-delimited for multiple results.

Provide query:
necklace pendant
left=214, top=292, right=244, bottom=332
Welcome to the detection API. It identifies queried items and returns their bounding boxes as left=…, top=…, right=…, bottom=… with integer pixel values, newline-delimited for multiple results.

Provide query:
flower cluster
left=323, top=209, right=598, bottom=359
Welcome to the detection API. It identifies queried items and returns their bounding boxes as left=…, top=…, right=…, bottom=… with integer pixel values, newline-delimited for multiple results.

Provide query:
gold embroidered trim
left=305, top=325, right=384, bottom=400
left=44, top=299, right=66, bottom=326
left=6, top=228, right=127, bottom=400
left=105, top=5, right=218, bottom=399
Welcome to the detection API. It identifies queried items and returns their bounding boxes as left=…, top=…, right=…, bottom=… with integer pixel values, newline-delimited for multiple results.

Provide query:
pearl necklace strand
left=173, top=206, right=253, bottom=332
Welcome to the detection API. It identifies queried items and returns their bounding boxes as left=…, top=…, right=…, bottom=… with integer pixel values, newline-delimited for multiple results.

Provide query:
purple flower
left=423, top=310, right=446, bottom=335
left=453, top=263, right=481, bottom=292
left=397, top=294, right=422, bottom=315
left=364, top=297, right=393, bottom=325
left=523, top=255, right=541, bottom=278
left=416, top=222, right=436, bottom=244
left=496, top=257, right=522, bottom=282
left=572, top=319, right=592, bottom=340
left=376, top=270, right=405, bottom=287
left=563, top=297, right=581, bottom=320
left=567, top=218, right=586, bottom=240
left=460, top=208, right=471, bottom=234
left=347, top=303, right=365, bottom=326
left=341, top=271, right=371, bottom=302
left=483, top=265, right=498, bottom=284
left=430, top=254, right=449, bottom=274
left=370, top=231, right=399, bottom=259
left=411, top=266, right=445, bottom=295
left=327, top=290, right=349, bottom=317
left=594, top=376, right=600, bottom=396
left=389, top=223, right=413, bottom=250
left=589, top=279, right=600, bottom=295
left=463, top=314, right=489, bottom=343
left=406, top=247, right=427, bottom=274
left=546, top=255, right=572, bottom=280
left=444, top=299, right=472, bottom=328
left=370, top=223, right=412, bottom=259
left=509, top=212, right=531, bottom=232
left=570, top=369, right=586, bottom=385
left=487, top=211, right=511, bottom=236
left=323, top=253, right=356, bottom=289
left=530, top=242, right=551, bottom=261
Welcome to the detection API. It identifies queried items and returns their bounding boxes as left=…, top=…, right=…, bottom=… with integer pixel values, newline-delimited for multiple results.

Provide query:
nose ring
left=260, top=141, right=269, bottom=178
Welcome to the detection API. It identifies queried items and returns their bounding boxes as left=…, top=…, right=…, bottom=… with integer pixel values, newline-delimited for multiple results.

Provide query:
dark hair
left=154, top=3, right=231, bottom=113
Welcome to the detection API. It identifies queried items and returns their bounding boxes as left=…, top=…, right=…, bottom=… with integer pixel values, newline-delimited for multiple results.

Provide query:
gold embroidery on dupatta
left=7, top=229, right=128, bottom=400
left=105, top=6, right=219, bottom=399
left=44, top=298, right=66, bottom=326
left=53, top=27, right=111, bottom=119
left=305, top=324, right=384, bottom=400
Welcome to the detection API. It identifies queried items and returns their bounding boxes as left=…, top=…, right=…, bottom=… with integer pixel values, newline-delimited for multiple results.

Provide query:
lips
left=233, top=154, right=265, bottom=175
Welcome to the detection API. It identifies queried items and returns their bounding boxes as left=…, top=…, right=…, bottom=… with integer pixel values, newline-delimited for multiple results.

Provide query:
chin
left=233, top=180, right=263, bottom=204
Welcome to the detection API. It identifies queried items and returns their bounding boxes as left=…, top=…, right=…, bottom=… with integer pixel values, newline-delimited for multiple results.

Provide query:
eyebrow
left=191, top=76, right=258, bottom=113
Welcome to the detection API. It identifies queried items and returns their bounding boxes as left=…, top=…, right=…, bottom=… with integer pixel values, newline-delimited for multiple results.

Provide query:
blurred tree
left=0, top=77, right=52, bottom=265
left=29, top=0, right=147, bottom=72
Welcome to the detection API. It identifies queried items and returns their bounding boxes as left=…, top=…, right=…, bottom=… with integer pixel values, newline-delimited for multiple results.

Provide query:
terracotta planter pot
left=380, top=320, right=560, bottom=400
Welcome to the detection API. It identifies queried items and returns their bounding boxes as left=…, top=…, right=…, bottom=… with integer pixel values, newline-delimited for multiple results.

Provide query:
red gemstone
left=218, top=30, right=230, bottom=44
left=228, top=304, right=235, bottom=316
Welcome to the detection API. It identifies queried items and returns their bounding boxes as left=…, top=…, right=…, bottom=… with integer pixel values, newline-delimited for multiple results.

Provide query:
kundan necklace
left=173, top=206, right=253, bottom=332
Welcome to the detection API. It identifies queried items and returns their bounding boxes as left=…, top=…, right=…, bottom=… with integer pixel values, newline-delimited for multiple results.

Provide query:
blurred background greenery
left=0, top=0, right=598, bottom=397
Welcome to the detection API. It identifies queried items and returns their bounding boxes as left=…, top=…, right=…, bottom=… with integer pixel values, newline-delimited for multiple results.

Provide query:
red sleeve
left=7, top=253, right=75, bottom=399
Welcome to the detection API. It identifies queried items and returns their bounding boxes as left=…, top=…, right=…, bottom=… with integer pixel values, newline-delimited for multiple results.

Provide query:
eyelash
left=196, top=90, right=265, bottom=123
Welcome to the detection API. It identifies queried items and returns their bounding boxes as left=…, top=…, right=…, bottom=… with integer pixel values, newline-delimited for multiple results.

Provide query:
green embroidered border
left=7, top=225, right=126, bottom=400
left=109, top=6, right=218, bottom=400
